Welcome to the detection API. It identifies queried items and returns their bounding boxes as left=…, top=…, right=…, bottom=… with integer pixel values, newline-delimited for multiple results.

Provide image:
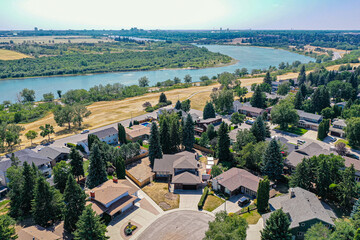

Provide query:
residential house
left=266, top=136, right=296, bottom=156
left=344, top=156, right=360, bottom=182
left=335, top=102, right=347, bottom=109
left=0, top=149, right=52, bottom=186
left=237, top=105, right=265, bottom=118
left=17, top=222, right=67, bottom=240
left=262, top=187, right=335, bottom=239
left=212, top=168, right=264, bottom=197
left=233, top=100, right=250, bottom=113
left=38, top=146, right=70, bottom=165
left=86, top=179, right=139, bottom=219
left=153, top=151, right=201, bottom=190
left=330, top=119, right=347, bottom=137
left=297, top=110, right=323, bottom=130
left=125, top=124, right=151, bottom=142
left=77, top=127, right=118, bottom=154
left=195, top=117, right=222, bottom=135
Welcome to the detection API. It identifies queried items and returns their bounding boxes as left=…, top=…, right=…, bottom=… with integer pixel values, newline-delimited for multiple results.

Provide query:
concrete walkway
left=246, top=218, right=263, bottom=240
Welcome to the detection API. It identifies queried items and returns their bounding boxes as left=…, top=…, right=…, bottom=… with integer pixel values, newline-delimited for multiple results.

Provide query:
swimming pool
left=141, top=122, right=151, bottom=127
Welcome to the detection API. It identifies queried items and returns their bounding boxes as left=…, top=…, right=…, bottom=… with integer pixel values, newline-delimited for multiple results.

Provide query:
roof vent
left=113, top=177, right=118, bottom=183
left=90, top=191, right=95, bottom=199
left=290, top=188, right=295, bottom=199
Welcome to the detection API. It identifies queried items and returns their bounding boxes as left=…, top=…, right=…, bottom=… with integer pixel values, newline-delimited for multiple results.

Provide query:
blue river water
left=0, top=45, right=314, bottom=102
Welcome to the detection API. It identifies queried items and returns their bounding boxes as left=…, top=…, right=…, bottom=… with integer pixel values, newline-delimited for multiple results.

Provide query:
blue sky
left=1, top=0, right=360, bottom=30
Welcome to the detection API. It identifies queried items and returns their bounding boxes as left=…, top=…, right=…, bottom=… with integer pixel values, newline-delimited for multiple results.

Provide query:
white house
left=77, top=127, right=118, bottom=154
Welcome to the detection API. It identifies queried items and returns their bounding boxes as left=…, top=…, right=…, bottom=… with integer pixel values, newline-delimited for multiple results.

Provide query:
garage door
left=183, top=185, right=197, bottom=190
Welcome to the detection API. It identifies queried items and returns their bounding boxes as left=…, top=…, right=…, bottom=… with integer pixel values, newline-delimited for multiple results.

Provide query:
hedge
left=198, top=186, right=209, bottom=209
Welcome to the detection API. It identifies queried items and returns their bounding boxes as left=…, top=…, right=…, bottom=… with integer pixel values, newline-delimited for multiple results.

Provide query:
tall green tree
left=289, top=158, right=313, bottom=191
left=72, top=104, right=91, bottom=128
left=148, top=122, right=162, bottom=166
left=32, top=177, right=64, bottom=227
left=25, top=130, right=38, bottom=145
left=20, top=162, right=36, bottom=216
left=251, top=85, right=266, bottom=109
left=70, top=148, right=84, bottom=181
left=169, top=115, right=181, bottom=152
left=138, top=76, right=149, bottom=87
left=257, top=176, right=270, bottom=213
left=312, top=87, right=330, bottom=114
left=270, top=100, right=299, bottom=129
left=251, top=116, right=267, bottom=142
left=294, top=91, right=303, bottom=110
left=74, top=205, right=108, bottom=240
left=181, top=99, right=191, bottom=112
left=304, top=222, right=331, bottom=240
left=7, top=166, right=23, bottom=218
left=263, top=71, right=272, bottom=85
left=115, top=156, right=125, bottom=179
left=298, top=65, right=306, bottom=85
left=184, top=74, right=192, bottom=83
left=261, top=139, right=283, bottom=180
left=261, top=209, right=292, bottom=240
left=233, top=129, right=256, bottom=152
left=316, top=158, right=331, bottom=199
left=39, top=124, right=54, bottom=142
left=53, top=160, right=71, bottom=193
left=117, top=123, right=127, bottom=145
left=203, top=102, right=216, bottom=120
left=206, top=124, right=216, bottom=140
left=330, top=220, right=355, bottom=240
left=54, top=105, right=75, bottom=129
left=0, top=215, right=17, bottom=240
left=175, top=100, right=182, bottom=110
left=317, top=120, right=329, bottom=140
left=345, top=117, right=360, bottom=147
left=182, top=114, right=195, bottom=151
left=64, top=175, right=87, bottom=233
left=159, top=118, right=171, bottom=154
left=86, top=142, right=108, bottom=189
left=231, top=112, right=245, bottom=126
left=159, top=92, right=167, bottom=103
left=338, top=165, right=356, bottom=210
left=204, top=211, right=248, bottom=240
left=216, top=122, right=231, bottom=162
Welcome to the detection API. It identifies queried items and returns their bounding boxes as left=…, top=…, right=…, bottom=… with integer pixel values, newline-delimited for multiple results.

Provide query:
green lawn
left=84, top=160, right=90, bottom=176
left=0, top=199, right=10, bottom=215
left=143, top=144, right=149, bottom=149
left=203, top=195, right=225, bottom=212
left=336, top=139, right=350, bottom=148
left=275, top=126, right=308, bottom=136
left=240, top=210, right=261, bottom=224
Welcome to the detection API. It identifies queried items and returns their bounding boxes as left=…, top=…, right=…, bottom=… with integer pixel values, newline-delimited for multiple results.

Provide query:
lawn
left=203, top=195, right=225, bottom=212
left=336, top=139, right=351, bottom=148
left=142, top=182, right=179, bottom=211
left=0, top=199, right=10, bottom=215
left=240, top=210, right=261, bottom=224
left=84, top=160, right=90, bottom=176
left=275, top=126, right=308, bottom=136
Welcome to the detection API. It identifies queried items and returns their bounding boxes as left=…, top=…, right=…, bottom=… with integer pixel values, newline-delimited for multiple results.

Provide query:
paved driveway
left=246, top=218, right=263, bottom=240
left=136, top=210, right=214, bottom=240
left=213, top=194, right=252, bottom=214
left=177, top=189, right=203, bottom=210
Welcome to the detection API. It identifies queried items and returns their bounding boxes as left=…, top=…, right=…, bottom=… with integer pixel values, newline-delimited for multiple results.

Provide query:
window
left=300, top=223, right=305, bottom=227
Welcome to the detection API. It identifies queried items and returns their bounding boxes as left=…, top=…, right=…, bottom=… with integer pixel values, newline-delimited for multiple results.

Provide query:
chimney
left=90, top=191, right=95, bottom=199
left=113, top=177, right=118, bottom=183
left=289, top=188, right=295, bottom=199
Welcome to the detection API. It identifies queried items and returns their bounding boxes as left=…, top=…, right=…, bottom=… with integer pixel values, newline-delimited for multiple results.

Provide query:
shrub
left=198, top=186, right=209, bottom=209
left=66, top=142, right=76, bottom=148
left=76, top=144, right=85, bottom=152
left=130, top=225, right=137, bottom=231
left=228, top=212, right=235, bottom=217
left=133, top=120, right=139, bottom=125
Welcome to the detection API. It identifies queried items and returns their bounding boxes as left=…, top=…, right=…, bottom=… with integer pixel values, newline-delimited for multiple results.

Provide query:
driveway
left=213, top=194, right=251, bottom=214
left=176, top=189, right=203, bottom=210
left=302, top=130, right=318, bottom=141
left=246, top=218, right=263, bottom=240
left=136, top=210, right=214, bottom=240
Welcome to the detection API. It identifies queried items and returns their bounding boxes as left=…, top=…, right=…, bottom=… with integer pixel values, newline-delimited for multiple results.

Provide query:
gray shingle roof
left=297, top=110, right=322, bottom=122
left=38, top=146, right=70, bottom=160
left=266, top=187, right=334, bottom=229
left=153, top=151, right=198, bottom=175
left=90, top=127, right=118, bottom=139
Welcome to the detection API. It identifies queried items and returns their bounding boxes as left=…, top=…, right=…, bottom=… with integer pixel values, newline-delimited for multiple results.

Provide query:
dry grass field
left=0, top=35, right=113, bottom=44
left=0, top=49, right=31, bottom=60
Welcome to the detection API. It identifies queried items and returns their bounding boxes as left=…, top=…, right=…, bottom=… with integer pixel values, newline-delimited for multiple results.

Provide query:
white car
left=81, top=129, right=90, bottom=134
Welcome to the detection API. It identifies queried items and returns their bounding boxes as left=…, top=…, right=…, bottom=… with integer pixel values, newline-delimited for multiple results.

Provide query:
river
left=0, top=45, right=314, bottom=102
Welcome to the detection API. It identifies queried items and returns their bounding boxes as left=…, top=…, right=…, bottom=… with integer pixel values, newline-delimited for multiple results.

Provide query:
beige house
left=125, top=125, right=151, bottom=142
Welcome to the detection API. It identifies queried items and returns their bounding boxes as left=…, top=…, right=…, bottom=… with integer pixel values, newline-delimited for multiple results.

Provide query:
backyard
left=142, top=182, right=179, bottom=211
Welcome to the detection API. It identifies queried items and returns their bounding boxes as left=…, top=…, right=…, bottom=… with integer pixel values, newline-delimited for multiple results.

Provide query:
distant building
left=194, top=117, right=222, bottom=135
left=335, top=102, right=347, bottom=109
left=77, top=127, right=118, bottom=154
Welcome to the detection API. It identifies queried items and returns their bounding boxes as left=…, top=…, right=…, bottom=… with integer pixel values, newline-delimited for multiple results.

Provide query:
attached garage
left=183, top=184, right=198, bottom=190
left=172, top=172, right=201, bottom=190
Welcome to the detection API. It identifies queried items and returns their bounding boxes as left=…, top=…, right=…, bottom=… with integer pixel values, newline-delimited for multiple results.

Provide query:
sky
left=1, top=0, right=360, bottom=30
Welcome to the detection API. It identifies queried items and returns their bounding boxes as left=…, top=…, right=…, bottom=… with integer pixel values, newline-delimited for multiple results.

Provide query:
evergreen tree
left=263, top=71, right=272, bottom=85
left=206, top=124, right=216, bottom=140
left=20, top=162, right=36, bottom=216
left=148, top=122, right=162, bottom=166
left=351, top=198, right=360, bottom=219
left=251, top=116, right=266, bottom=142
left=115, top=156, right=125, bottom=179
left=64, top=175, right=86, bottom=233
left=216, top=122, right=231, bottom=162
left=257, top=176, right=270, bottom=213
left=32, top=177, right=64, bottom=227
left=159, top=92, right=167, bottom=103
left=289, top=158, right=313, bottom=191
left=53, top=160, right=71, bottom=193
left=117, top=123, right=126, bottom=144
left=86, top=142, right=107, bottom=189
left=261, top=209, right=292, bottom=240
left=317, top=120, right=329, bottom=140
left=262, top=139, right=283, bottom=180
left=338, top=165, right=356, bottom=209
left=159, top=118, right=171, bottom=154
left=7, top=166, right=23, bottom=218
left=298, top=65, right=306, bottom=85
left=74, top=205, right=108, bottom=240
left=169, top=117, right=180, bottom=152
left=203, top=102, right=216, bottom=120
left=0, top=215, right=17, bottom=240
left=10, top=153, right=19, bottom=167
left=87, top=134, right=100, bottom=152
left=304, top=222, right=331, bottom=240
left=182, top=114, right=195, bottom=151
left=175, top=100, right=181, bottom=110
left=316, top=158, right=331, bottom=199
left=251, top=85, right=266, bottom=109
left=70, top=148, right=84, bottom=181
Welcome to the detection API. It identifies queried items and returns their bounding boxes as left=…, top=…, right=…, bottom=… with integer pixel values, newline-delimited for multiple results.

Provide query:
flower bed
left=124, top=222, right=138, bottom=236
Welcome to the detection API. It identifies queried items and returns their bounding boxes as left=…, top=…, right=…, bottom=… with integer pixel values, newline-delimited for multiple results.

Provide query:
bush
left=66, top=142, right=76, bottom=148
left=133, top=120, right=139, bottom=125
left=198, top=186, right=209, bottom=209
left=130, top=225, right=137, bottom=231
left=228, top=212, right=235, bottom=217
left=76, top=144, right=85, bottom=152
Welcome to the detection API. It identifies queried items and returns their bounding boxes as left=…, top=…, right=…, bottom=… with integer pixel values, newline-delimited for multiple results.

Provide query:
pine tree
left=351, top=198, right=360, bottom=219
left=216, top=122, right=231, bottom=162
left=317, top=120, right=328, bottom=140
left=261, top=209, right=292, bottom=240
left=203, top=102, right=216, bottom=120
left=316, top=158, right=331, bottom=199
left=175, top=100, right=181, bottom=110
left=294, top=91, right=303, bottom=110
left=86, top=142, right=108, bottom=189
left=20, top=162, right=36, bottom=216
left=0, top=214, right=17, bottom=240
left=149, top=122, right=162, bottom=166
left=64, top=175, right=86, bottom=233
left=159, top=118, right=171, bottom=154
left=32, top=177, right=64, bottom=227
left=251, top=116, right=266, bottom=142
left=115, top=156, right=125, bottom=179
left=263, top=71, right=272, bottom=85
left=206, top=124, right=217, bottom=140
left=117, top=123, right=126, bottom=144
left=159, top=92, right=167, bottom=103
left=70, top=148, right=84, bottom=181
left=169, top=117, right=180, bottom=152
left=182, top=114, right=195, bottom=151
left=87, top=134, right=100, bottom=152
left=74, top=205, right=108, bottom=240
left=257, top=176, right=270, bottom=213
left=251, top=85, right=266, bottom=109
left=339, top=165, right=356, bottom=209
left=298, top=65, right=306, bottom=85
left=300, top=84, right=307, bottom=98
left=7, top=166, right=24, bottom=218
left=262, top=139, right=283, bottom=180
left=289, top=158, right=313, bottom=191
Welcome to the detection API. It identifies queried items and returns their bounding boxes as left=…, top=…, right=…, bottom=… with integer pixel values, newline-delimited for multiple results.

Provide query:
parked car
left=297, top=139, right=306, bottom=145
left=238, top=196, right=250, bottom=207
left=81, top=129, right=90, bottom=134
left=346, top=153, right=360, bottom=160
left=245, top=120, right=254, bottom=125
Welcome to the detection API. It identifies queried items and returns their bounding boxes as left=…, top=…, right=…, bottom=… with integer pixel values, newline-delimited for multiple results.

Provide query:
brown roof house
left=212, top=168, right=264, bottom=197
left=153, top=151, right=201, bottom=190
left=86, top=179, right=139, bottom=219
left=17, top=222, right=68, bottom=240
left=194, top=117, right=222, bottom=135
left=233, top=101, right=264, bottom=118
left=330, top=119, right=346, bottom=138
left=125, top=124, right=151, bottom=142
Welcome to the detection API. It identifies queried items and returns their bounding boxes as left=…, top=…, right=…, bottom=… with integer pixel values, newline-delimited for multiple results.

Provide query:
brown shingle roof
left=125, top=125, right=151, bottom=139
left=239, top=105, right=264, bottom=114
left=86, top=194, right=137, bottom=216
left=17, top=225, right=62, bottom=240
left=172, top=171, right=201, bottom=185
left=344, top=156, right=360, bottom=171
left=214, top=168, right=262, bottom=192
left=153, top=151, right=198, bottom=175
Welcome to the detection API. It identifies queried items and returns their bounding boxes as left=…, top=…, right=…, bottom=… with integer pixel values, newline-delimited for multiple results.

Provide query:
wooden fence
left=126, top=170, right=154, bottom=188
left=124, top=151, right=149, bottom=165
left=194, top=144, right=214, bottom=154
